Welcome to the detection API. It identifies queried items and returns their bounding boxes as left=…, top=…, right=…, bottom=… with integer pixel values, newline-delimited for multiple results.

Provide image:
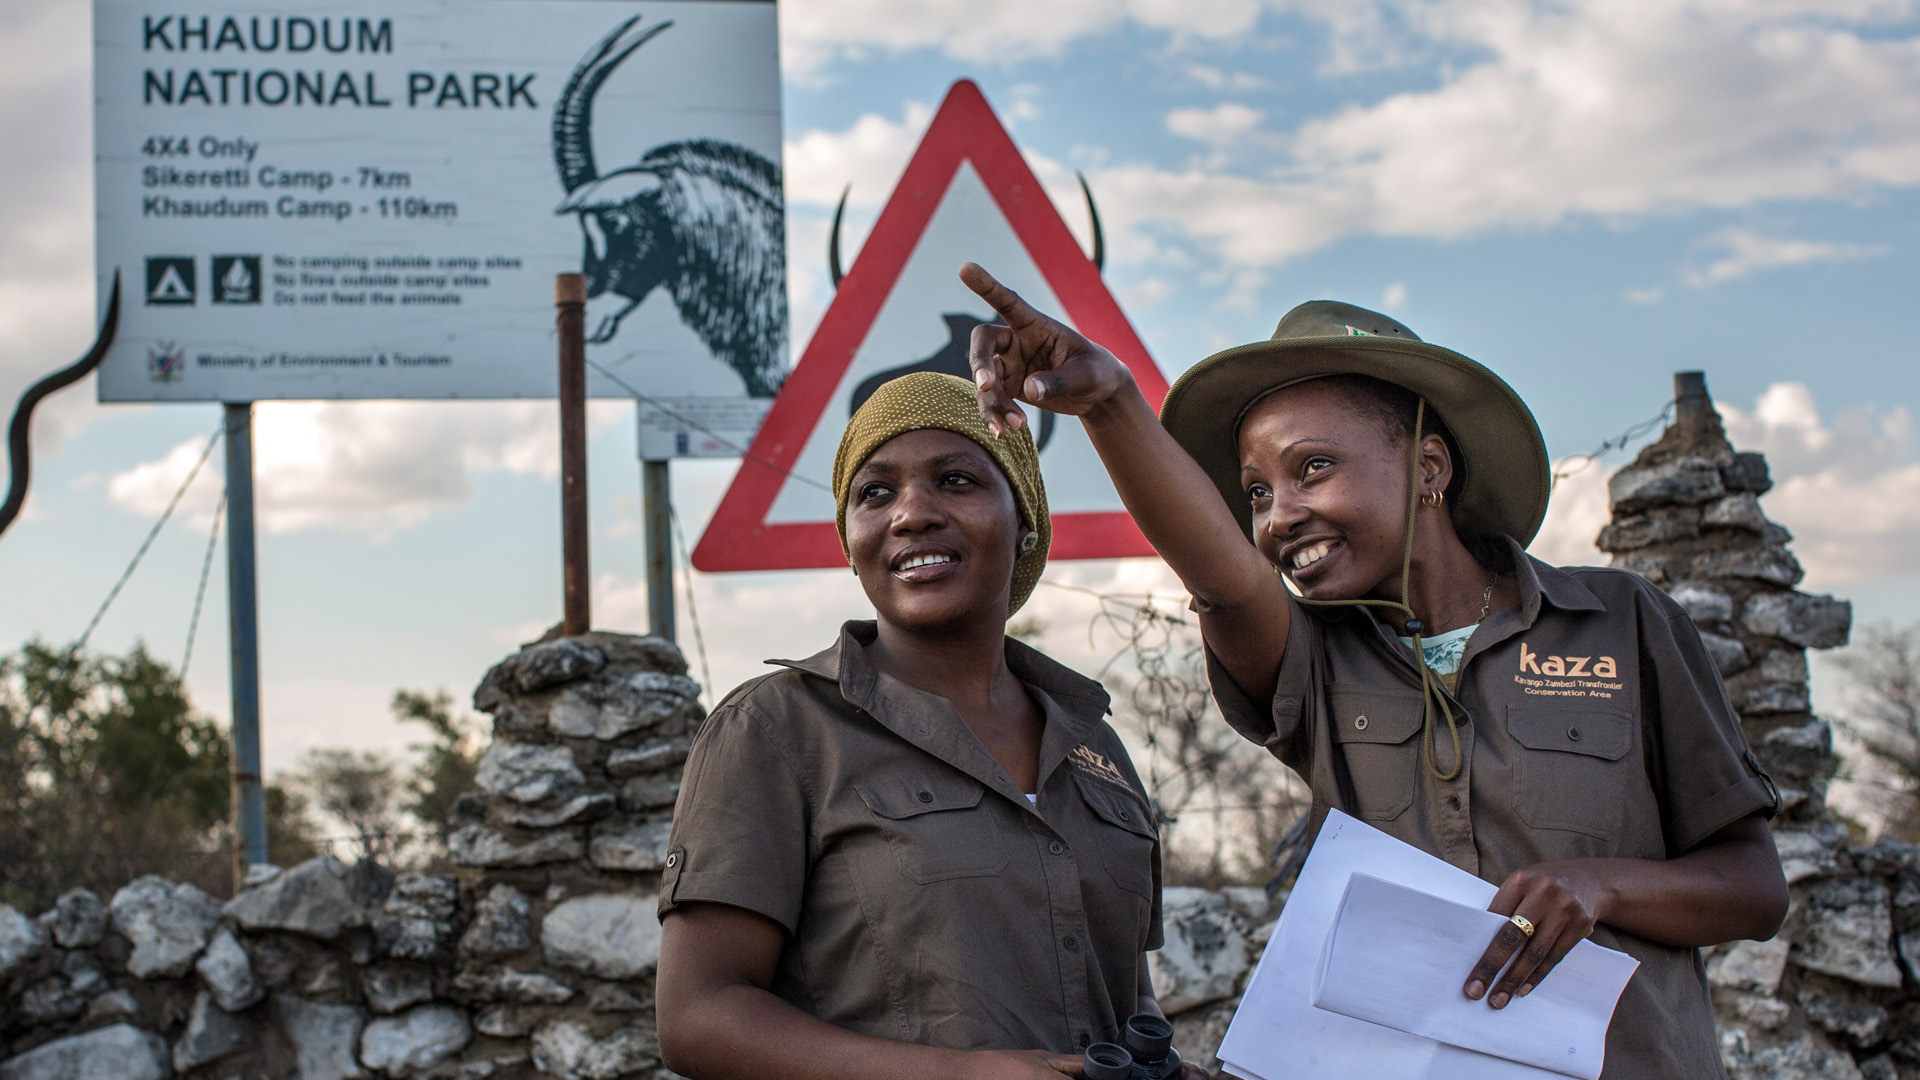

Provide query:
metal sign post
left=643, top=459, right=674, bottom=642
left=223, top=402, right=267, bottom=877
left=556, top=275, right=591, bottom=637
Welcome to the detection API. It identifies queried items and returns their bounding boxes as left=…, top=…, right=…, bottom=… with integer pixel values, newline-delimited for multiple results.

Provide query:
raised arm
left=959, top=263, right=1291, bottom=700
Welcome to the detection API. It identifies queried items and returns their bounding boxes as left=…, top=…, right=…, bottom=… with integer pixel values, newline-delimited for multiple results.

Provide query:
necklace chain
left=1480, top=577, right=1495, bottom=620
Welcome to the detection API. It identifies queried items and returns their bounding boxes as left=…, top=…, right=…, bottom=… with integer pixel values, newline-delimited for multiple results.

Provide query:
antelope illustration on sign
left=553, top=16, right=789, bottom=397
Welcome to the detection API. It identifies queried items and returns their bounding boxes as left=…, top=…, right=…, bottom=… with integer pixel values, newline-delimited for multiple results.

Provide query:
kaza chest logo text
left=1519, top=644, right=1617, bottom=679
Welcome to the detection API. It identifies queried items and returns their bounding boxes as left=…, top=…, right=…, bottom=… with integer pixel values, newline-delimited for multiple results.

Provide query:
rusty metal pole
left=556, top=274, right=590, bottom=637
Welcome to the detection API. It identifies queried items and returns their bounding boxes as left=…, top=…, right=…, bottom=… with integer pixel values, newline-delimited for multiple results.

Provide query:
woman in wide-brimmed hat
left=959, top=264, right=1788, bottom=1079
left=655, top=372, right=1202, bottom=1080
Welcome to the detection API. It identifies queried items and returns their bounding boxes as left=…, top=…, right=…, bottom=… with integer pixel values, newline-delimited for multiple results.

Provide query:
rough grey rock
left=1721, top=452, right=1772, bottom=494
left=1708, top=938, right=1789, bottom=995
left=363, top=963, right=435, bottom=1014
left=0, top=904, right=47, bottom=979
left=1597, top=508, right=1699, bottom=552
left=83, top=988, right=138, bottom=1022
left=542, top=894, right=663, bottom=980
left=1609, top=456, right=1725, bottom=513
left=1220, top=886, right=1274, bottom=924
left=48, top=888, right=107, bottom=948
left=479, top=639, right=607, bottom=703
left=500, top=792, right=617, bottom=828
left=174, top=989, right=256, bottom=1070
left=475, top=742, right=585, bottom=804
left=197, top=925, right=263, bottom=1011
left=605, top=735, right=694, bottom=778
left=1895, top=928, right=1920, bottom=986
left=1775, top=829, right=1840, bottom=884
left=1702, top=492, right=1768, bottom=532
left=460, top=885, right=533, bottom=960
left=530, top=1021, right=660, bottom=1080
left=1792, top=878, right=1902, bottom=988
left=1859, top=1056, right=1899, bottom=1080
left=374, top=873, right=458, bottom=961
left=1699, top=631, right=1752, bottom=677
left=110, top=874, right=222, bottom=977
left=1744, top=680, right=1811, bottom=715
left=1725, top=991, right=1792, bottom=1031
left=1693, top=546, right=1804, bottom=588
left=452, top=967, right=576, bottom=1004
left=360, top=1004, right=472, bottom=1076
left=1721, top=1031, right=1864, bottom=1080
left=18, top=953, right=106, bottom=1024
left=1759, top=649, right=1809, bottom=683
left=1147, top=887, right=1249, bottom=1014
left=589, top=817, right=674, bottom=872
left=0, top=1024, right=170, bottom=1080
left=1759, top=721, right=1834, bottom=781
left=549, top=672, right=701, bottom=741
left=619, top=774, right=682, bottom=811
left=448, top=824, right=586, bottom=868
left=588, top=983, right=648, bottom=1013
left=1668, top=581, right=1735, bottom=625
left=1742, top=591, right=1853, bottom=650
left=1797, top=989, right=1888, bottom=1046
left=276, top=993, right=368, bottom=1080
left=226, top=856, right=391, bottom=939
left=474, top=1005, right=537, bottom=1038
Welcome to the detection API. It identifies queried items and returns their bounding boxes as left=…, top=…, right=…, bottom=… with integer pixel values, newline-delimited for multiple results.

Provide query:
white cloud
left=1380, top=282, right=1407, bottom=309
left=1167, top=103, right=1266, bottom=145
left=1684, top=227, right=1887, bottom=287
left=1623, top=286, right=1665, bottom=304
left=1186, top=64, right=1273, bottom=91
left=106, top=401, right=626, bottom=540
left=784, top=102, right=934, bottom=210
left=1529, top=461, right=1614, bottom=569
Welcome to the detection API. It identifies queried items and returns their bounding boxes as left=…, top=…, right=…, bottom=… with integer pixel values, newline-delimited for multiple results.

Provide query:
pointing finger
left=958, top=262, right=1042, bottom=330
left=967, top=322, right=1023, bottom=436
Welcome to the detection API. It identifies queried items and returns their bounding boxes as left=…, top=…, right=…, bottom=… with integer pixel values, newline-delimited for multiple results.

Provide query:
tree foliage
left=1834, top=622, right=1920, bottom=840
left=0, top=639, right=314, bottom=910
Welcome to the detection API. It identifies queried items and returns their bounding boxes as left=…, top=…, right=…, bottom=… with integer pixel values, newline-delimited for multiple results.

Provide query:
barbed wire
left=1551, top=400, right=1674, bottom=485
left=180, top=486, right=227, bottom=677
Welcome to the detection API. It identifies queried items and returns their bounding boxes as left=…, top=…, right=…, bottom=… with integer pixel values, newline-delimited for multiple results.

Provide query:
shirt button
left=1064, top=936, right=1079, bottom=952
left=664, top=852, right=678, bottom=869
left=1448, top=796, right=1461, bottom=810
left=1567, top=726, right=1582, bottom=742
left=1049, top=841, right=1065, bottom=855
left=1118, top=809, right=1130, bottom=822
left=1354, top=715, right=1370, bottom=731
left=1078, top=1034, right=1091, bottom=1048
left=918, top=790, right=933, bottom=803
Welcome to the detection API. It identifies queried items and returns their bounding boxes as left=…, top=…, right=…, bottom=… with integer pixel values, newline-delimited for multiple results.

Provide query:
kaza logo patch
left=146, top=257, right=196, bottom=305
left=212, top=255, right=261, bottom=304
left=1069, top=745, right=1130, bottom=789
left=1519, top=644, right=1616, bottom=679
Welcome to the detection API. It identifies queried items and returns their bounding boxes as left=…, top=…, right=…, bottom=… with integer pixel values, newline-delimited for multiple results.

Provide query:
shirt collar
left=1502, top=535, right=1606, bottom=620
left=767, top=621, right=1113, bottom=804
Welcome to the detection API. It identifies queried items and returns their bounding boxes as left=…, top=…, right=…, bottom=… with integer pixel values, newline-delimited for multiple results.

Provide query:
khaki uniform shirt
left=660, top=621, right=1164, bottom=1054
left=1207, top=539, right=1776, bottom=1080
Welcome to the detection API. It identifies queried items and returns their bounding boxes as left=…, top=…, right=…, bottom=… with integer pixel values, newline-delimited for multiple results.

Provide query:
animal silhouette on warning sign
left=552, top=16, right=788, bottom=397
left=849, top=313, right=1056, bottom=450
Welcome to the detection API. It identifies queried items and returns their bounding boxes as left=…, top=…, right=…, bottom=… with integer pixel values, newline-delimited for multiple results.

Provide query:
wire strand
left=668, top=501, right=714, bottom=708
left=181, top=486, right=227, bottom=677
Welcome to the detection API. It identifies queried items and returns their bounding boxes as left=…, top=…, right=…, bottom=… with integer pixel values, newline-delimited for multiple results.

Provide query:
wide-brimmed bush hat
left=1159, top=300, right=1549, bottom=546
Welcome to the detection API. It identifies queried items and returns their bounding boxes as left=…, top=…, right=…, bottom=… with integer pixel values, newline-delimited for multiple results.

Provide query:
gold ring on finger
left=1509, top=914, right=1535, bottom=938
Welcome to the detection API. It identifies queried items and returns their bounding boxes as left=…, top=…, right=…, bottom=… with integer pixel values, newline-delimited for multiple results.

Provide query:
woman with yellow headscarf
left=654, top=373, right=1196, bottom=1080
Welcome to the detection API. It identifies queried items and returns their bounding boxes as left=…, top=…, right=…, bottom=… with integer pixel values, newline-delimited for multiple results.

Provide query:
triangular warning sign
left=693, top=80, right=1169, bottom=572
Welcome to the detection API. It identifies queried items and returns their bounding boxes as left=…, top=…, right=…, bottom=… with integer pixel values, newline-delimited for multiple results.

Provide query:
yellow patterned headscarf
left=832, top=372, right=1050, bottom=615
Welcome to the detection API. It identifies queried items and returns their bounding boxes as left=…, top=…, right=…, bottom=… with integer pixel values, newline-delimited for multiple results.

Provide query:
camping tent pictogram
left=693, top=79, right=1169, bottom=572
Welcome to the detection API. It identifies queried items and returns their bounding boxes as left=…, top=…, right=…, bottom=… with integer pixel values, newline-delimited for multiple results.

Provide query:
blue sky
left=4, top=0, right=1919, bottom=775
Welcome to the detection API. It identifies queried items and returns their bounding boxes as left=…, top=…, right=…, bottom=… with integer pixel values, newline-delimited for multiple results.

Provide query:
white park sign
left=93, top=0, right=785, bottom=441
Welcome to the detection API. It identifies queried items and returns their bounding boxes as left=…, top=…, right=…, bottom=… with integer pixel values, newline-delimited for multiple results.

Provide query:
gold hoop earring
left=1421, top=490, right=1445, bottom=508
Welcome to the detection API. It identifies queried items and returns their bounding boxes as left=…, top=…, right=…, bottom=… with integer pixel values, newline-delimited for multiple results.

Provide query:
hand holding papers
left=1312, top=874, right=1638, bottom=1079
left=1215, top=811, right=1639, bottom=1080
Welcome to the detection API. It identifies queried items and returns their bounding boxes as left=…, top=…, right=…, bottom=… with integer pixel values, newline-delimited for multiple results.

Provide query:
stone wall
left=0, top=631, right=700, bottom=1080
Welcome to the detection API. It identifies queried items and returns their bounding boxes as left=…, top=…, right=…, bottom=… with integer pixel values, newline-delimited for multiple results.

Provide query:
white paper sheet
left=1311, top=873, right=1638, bottom=1079
left=1215, top=810, right=1642, bottom=1080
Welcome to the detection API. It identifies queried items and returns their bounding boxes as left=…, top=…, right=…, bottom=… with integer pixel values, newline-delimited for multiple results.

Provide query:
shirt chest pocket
left=1328, top=687, right=1426, bottom=822
left=1070, top=772, right=1159, bottom=902
left=1507, top=705, right=1635, bottom=841
left=855, top=774, right=1010, bottom=884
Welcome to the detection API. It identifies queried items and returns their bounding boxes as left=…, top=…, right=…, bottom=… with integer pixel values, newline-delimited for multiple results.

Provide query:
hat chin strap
left=1291, top=398, right=1463, bottom=783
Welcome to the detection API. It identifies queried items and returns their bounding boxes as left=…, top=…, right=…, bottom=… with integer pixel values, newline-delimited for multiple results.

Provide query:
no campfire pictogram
left=693, top=80, right=1169, bottom=572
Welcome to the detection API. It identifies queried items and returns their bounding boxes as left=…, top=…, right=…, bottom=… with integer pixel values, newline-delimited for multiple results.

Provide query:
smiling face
left=1238, top=379, right=1452, bottom=601
left=844, top=428, right=1025, bottom=635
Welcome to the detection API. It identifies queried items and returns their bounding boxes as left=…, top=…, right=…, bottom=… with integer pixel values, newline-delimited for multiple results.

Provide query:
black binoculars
left=1082, top=1014, right=1182, bottom=1080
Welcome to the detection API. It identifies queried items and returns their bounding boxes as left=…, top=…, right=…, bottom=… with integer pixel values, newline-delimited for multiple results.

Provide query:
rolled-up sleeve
left=658, top=700, right=811, bottom=933
left=1200, top=594, right=1317, bottom=772
left=1640, top=591, right=1779, bottom=854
